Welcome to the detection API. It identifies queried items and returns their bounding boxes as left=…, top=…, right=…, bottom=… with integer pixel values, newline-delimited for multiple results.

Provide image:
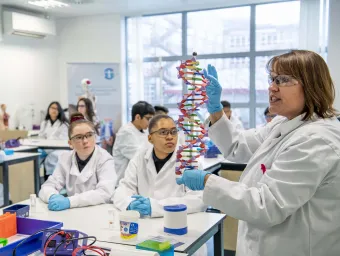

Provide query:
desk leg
left=214, top=221, right=224, bottom=256
left=33, top=156, right=40, bottom=195
left=2, top=162, right=9, bottom=206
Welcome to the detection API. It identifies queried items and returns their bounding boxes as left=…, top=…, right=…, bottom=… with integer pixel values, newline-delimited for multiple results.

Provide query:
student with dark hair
left=77, top=98, right=100, bottom=133
left=39, top=112, right=117, bottom=211
left=112, top=101, right=155, bottom=183
left=39, top=101, right=69, bottom=176
left=154, top=105, right=169, bottom=115
left=220, top=100, right=244, bottom=131
left=113, top=114, right=206, bottom=216
left=264, top=107, right=276, bottom=123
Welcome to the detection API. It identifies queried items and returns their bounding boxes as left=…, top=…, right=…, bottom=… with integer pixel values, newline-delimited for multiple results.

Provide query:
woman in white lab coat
left=177, top=50, right=340, bottom=256
left=113, top=114, right=207, bottom=217
left=39, top=101, right=69, bottom=176
left=39, top=112, right=117, bottom=211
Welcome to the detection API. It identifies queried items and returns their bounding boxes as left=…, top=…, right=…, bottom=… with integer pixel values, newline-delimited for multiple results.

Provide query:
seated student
left=154, top=105, right=169, bottom=115
left=264, top=106, right=276, bottom=123
left=39, top=112, right=117, bottom=211
left=220, top=100, right=244, bottom=130
left=112, top=101, right=155, bottom=183
left=39, top=101, right=69, bottom=177
left=77, top=98, right=100, bottom=133
left=113, top=114, right=207, bottom=217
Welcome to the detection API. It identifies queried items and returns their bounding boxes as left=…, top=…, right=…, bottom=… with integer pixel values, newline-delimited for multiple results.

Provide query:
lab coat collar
left=145, top=145, right=176, bottom=175
left=279, top=113, right=316, bottom=137
left=70, top=145, right=99, bottom=183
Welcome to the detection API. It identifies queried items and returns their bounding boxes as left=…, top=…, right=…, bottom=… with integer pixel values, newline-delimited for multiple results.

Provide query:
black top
left=50, top=119, right=57, bottom=126
left=152, top=150, right=173, bottom=173
left=76, top=150, right=94, bottom=172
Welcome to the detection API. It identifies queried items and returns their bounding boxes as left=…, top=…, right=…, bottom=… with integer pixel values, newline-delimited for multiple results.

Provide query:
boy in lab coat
left=113, top=114, right=207, bottom=217
left=112, top=101, right=155, bottom=183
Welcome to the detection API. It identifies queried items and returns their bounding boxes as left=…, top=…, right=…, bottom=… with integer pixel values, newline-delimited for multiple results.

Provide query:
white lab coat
left=112, top=122, right=149, bottom=183
left=39, top=145, right=117, bottom=208
left=113, top=146, right=207, bottom=217
left=204, top=114, right=244, bottom=132
left=39, top=119, right=69, bottom=175
left=205, top=114, right=340, bottom=256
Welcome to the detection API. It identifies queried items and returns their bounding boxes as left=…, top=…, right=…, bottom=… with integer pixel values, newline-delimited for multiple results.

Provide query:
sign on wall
left=67, top=63, right=121, bottom=128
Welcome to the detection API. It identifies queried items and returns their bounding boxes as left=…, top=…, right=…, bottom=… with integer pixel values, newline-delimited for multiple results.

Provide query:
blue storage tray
left=3, top=204, right=30, bottom=218
left=0, top=217, right=63, bottom=256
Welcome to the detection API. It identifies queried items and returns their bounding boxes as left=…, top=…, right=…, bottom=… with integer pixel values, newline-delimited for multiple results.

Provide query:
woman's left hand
left=176, top=170, right=211, bottom=190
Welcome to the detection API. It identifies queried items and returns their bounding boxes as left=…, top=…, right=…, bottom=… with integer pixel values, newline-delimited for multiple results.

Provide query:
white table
left=0, top=153, right=40, bottom=206
left=12, top=145, right=38, bottom=152
left=20, top=139, right=70, bottom=150
left=2, top=199, right=225, bottom=256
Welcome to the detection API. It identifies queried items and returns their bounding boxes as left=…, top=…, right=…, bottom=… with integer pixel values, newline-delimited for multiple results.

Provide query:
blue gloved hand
left=48, top=194, right=70, bottom=211
left=203, top=64, right=223, bottom=114
left=176, top=170, right=211, bottom=190
left=128, top=195, right=151, bottom=216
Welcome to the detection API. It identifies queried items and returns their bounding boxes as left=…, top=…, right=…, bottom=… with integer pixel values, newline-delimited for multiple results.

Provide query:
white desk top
left=12, top=145, right=38, bottom=152
left=20, top=139, right=70, bottom=149
left=198, top=156, right=224, bottom=170
left=1, top=199, right=224, bottom=254
left=2, top=152, right=40, bottom=162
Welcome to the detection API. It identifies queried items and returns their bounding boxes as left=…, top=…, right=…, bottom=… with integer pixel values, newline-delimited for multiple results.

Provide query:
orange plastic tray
left=0, top=213, right=17, bottom=238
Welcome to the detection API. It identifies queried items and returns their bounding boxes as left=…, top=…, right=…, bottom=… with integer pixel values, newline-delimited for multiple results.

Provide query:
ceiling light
left=28, top=0, right=69, bottom=9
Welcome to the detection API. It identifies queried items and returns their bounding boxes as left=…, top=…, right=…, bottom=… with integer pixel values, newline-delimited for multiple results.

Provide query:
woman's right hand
left=204, top=64, right=223, bottom=114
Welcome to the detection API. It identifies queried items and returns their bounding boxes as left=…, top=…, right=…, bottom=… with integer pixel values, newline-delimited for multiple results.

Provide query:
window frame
left=125, top=0, right=299, bottom=128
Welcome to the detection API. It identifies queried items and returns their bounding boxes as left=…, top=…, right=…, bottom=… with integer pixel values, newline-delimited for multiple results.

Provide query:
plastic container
left=0, top=217, right=63, bottom=256
left=119, top=210, right=140, bottom=241
left=136, top=240, right=174, bottom=256
left=0, top=213, right=17, bottom=238
left=164, top=204, right=187, bottom=235
left=3, top=149, right=14, bottom=155
left=3, top=204, right=30, bottom=218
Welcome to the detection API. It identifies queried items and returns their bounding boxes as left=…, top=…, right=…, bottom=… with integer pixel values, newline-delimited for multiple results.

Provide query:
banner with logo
left=67, top=63, right=121, bottom=127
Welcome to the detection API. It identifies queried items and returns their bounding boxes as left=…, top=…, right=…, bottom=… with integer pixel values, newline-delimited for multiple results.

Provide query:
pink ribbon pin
left=261, top=164, right=267, bottom=174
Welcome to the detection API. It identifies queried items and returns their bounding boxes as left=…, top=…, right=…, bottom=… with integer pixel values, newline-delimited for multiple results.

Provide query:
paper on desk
left=6, top=234, right=29, bottom=245
left=148, top=235, right=184, bottom=248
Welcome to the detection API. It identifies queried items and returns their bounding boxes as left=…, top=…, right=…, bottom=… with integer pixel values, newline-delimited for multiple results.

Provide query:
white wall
left=0, top=7, right=59, bottom=128
left=57, top=14, right=125, bottom=112
left=328, top=0, right=340, bottom=111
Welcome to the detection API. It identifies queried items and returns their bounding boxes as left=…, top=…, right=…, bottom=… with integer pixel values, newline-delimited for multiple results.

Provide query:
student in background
left=154, top=105, right=169, bottom=115
left=113, top=114, right=206, bottom=216
left=39, top=112, right=117, bottom=211
left=77, top=98, right=99, bottom=133
left=220, top=100, right=244, bottom=131
left=264, top=107, right=277, bottom=123
left=0, top=104, right=10, bottom=130
left=112, top=101, right=155, bottom=183
left=39, top=102, right=69, bottom=177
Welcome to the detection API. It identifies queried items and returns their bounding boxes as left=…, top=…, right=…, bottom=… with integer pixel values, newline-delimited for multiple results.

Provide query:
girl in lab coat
left=39, top=112, right=117, bottom=211
left=177, top=50, right=340, bottom=256
left=77, top=98, right=100, bottom=133
left=39, top=102, right=69, bottom=177
left=113, top=114, right=207, bottom=217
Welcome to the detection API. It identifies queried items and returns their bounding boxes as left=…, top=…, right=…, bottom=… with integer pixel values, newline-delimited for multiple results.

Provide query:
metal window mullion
left=182, top=12, right=188, bottom=95
left=249, top=5, right=256, bottom=128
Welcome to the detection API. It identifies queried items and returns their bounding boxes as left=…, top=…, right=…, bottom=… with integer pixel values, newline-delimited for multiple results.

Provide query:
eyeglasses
left=150, top=128, right=178, bottom=137
left=70, top=132, right=95, bottom=142
left=268, top=74, right=299, bottom=87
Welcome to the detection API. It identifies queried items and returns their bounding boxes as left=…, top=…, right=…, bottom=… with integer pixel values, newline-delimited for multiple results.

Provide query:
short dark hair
left=148, top=114, right=175, bottom=133
left=221, top=100, right=231, bottom=109
left=132, top=101, right=155, bottom=121
left=45, top=101, right=69, bottom=124
left=154, top=105, right=169, bottom=114
left=264, top=107, right=270, bottom=116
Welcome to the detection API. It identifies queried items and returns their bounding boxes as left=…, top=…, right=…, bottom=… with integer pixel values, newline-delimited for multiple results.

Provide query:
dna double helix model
left=175, top=52, right=208, bottom=176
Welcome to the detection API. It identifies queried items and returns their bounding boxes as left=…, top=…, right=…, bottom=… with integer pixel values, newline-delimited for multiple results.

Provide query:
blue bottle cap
left=163, top=204, right=187, bottom=212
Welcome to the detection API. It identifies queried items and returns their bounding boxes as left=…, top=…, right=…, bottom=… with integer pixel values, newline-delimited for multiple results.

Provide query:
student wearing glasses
left=263, top=107, right=276, bottom=123
left=112, top=101, right=155, bottom=183
left=39, top=112, right=117, bottom=211
left=177, top=50, right=340, bottom=256
left=113, top=114, right=206, bottom=217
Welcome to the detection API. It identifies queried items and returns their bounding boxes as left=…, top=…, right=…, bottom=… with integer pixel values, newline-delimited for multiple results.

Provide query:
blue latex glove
left=203, top=64, right=223, bottom=114
left=128, top=195, right=151, bottom=216
left=48, top=194, right=70, bottom=211
left=176, top=170, right=211, bottom=191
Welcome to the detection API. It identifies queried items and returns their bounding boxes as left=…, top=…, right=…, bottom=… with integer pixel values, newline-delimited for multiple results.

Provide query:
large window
left=126, top=1, right=300, bottom=128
